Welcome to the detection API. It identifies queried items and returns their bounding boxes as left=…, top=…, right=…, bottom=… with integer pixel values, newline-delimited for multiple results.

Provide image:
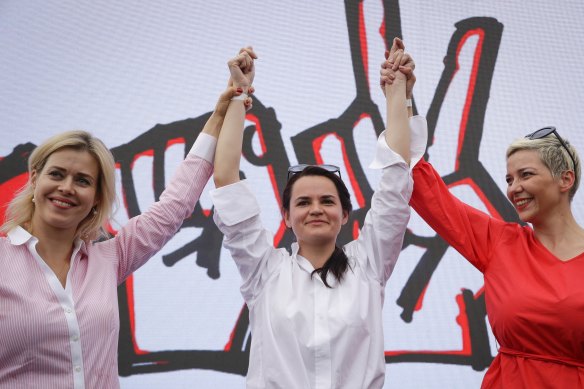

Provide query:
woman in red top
left=381, top=41, right=584, bottom=388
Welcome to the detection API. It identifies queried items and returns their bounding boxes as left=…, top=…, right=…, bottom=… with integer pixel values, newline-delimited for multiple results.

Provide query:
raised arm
left=201, top=86, right=251, bottom=139
left=213, top=47, right=257, bottom=188
left=381, top=37, right=412, bottom=165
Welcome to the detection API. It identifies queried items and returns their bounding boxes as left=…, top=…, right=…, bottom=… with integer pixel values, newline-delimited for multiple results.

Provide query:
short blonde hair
left=506, top=134, right=581, bottom=201
left=1, top=130, right=117, bottom=241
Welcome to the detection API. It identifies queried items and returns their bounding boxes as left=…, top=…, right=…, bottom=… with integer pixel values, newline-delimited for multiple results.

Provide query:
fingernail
left=236, top=87, right=243, bottom=93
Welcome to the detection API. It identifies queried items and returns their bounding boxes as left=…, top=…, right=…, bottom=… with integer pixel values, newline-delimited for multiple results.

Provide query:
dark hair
left=282, top=166, right=353, bottom=287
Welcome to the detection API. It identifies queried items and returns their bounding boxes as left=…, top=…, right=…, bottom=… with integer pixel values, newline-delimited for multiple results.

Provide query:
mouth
left=514, top=197, right=532, bottom=209
left=49, top=197, right=77, bottom=209
left=306, top=220, right=328, bottom=225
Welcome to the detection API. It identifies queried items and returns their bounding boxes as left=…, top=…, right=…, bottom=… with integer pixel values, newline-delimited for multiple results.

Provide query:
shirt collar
left=7, top=226, right=34, bottom=245
left=7, top=225, right=88, bottom=256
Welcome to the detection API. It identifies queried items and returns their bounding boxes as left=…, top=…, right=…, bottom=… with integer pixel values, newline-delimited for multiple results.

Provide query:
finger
left=240, top=46, right=258, bottom=59
left=399, top=53, right=411, bottom=66
left=239, top=47, right=258, bottom=64
left=248, top=86, right=255, bottom=95
left=397, top=51, right=406, bottom=70
left=380, top=76, right=394, bottom=85
left=384, top=50, right=390, bottom=60
left=399, top=66, right=413, bottom=75
left=394, top=37, right=405, bottom=51
left=389, top=37, right=405, bottom=57
left=380, top=68, right=396, bottom=78
left=244, top=97, right=253, bottom=111
left=392, top=51, right=403, bottom=70
left=238, top=52, right=250, bottom=69
left=219, top=86, right=239, bottom=101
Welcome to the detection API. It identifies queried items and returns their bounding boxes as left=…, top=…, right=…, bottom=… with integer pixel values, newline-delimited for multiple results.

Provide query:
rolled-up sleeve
left=348, top=117, right=428, bottom=288
left=210, top=180, right=281, bottom=304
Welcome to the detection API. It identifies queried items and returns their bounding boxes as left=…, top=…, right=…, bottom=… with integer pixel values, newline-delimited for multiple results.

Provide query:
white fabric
left=189, top=132, right=217, bottom=163
left=210, top=118, right=419, bottom=388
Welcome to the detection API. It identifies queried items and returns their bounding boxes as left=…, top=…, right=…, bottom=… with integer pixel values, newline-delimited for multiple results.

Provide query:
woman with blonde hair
left=0, top=83, right=252, bottom=388
left=381, top=42, right=584, bottom=387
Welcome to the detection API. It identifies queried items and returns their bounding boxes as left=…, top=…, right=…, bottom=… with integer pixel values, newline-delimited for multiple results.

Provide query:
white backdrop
left=1, top=1, right=583, bottom=388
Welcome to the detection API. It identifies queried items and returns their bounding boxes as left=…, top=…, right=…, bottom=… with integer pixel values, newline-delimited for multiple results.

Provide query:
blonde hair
left=1, top=130, right=117, bottom=241
left=506, top=135, right=581, bottom=201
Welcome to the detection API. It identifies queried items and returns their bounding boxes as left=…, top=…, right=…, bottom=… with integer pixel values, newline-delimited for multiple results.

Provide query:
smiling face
left=284, top=175, right=349, bottom=248
left=30, top=148, right=100, bottom=237
left=506, top=149, right=564, bottom=224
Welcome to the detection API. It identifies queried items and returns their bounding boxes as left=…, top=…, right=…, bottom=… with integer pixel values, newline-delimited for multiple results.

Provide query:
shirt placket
left=28, top=240, right=86, bottom=389
left=313, top=279, right=332, bottom=389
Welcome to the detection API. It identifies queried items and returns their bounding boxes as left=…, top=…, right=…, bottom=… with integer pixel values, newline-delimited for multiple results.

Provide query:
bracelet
left=231, top=93, right=248, bottom=101
left=406, top=98, right=412, bottom=107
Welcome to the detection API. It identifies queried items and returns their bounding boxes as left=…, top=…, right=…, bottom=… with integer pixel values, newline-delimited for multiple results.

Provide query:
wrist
left=233, top=84, right=250, bottom=94
left=231, top=92, right=248, bottom=101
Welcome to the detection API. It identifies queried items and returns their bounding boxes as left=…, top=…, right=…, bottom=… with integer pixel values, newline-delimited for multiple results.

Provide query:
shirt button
left=72, top=335, right=79, bottom=342
left=74, top=366, right=81, bottom=372
left=65, top=308, right=72, bottom=314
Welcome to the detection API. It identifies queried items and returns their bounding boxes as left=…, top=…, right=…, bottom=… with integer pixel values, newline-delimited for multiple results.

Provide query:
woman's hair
left=506, top=135, right=581, bottom=201
left=282, top=166, right=353, bottom=287
left=1, top=130, right=117, bottom=241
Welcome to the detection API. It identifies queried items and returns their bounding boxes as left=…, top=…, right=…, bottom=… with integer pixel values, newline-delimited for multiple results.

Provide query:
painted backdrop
left=1, top=1, right=583, bottom=388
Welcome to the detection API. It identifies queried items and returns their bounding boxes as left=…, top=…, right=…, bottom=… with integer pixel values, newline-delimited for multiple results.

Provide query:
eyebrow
left=47, top=166, right=97, bottom=182
left=294, top=194, right=337, bottom=201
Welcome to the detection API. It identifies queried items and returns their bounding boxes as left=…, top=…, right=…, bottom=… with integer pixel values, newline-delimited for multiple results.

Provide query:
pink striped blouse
left=0, top=133, right=216, bottom=389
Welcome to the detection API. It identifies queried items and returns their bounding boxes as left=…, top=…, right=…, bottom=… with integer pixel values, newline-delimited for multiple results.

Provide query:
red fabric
left=411, top=159, right=584, bottom=388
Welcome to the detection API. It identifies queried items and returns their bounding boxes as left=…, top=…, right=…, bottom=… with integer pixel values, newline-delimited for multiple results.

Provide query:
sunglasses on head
left=525, top=126, right=577, bottom=172
left=287, top=164, right=341, bottom=180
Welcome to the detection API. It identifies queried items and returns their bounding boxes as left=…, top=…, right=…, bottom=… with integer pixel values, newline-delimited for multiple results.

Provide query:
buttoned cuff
left=369, top=115, right=428, bottom=169
left=188, top=133, right=217, bottom=164
left=210, top=180, right=261, bottom=226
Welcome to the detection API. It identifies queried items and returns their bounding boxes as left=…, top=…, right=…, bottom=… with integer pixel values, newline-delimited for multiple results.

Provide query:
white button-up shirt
left=211, top=118, right=425, bottom=389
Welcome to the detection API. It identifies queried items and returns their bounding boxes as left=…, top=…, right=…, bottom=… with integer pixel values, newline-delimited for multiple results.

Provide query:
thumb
left=219, top=86, right=240, bottom=102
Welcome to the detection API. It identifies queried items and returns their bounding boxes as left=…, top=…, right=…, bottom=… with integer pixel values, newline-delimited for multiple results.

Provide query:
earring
left=32, top=196, right=35, bottom=203
left=92, top=207, right=98, bottom=215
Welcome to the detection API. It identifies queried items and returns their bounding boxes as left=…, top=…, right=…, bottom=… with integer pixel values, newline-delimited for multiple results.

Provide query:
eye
left=296, top=200, right=309, bottom=207
left=48, top=170, right=63, bottom=179
left=505, top=176, right=513, bottom=186
left=322, top=198, right=335, bottom=205
left=521, top=171, right=533, bottom=178
left=77, top=177, right=91, bottom=186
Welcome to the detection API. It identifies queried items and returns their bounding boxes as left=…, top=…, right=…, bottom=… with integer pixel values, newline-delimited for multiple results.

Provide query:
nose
left=58, top=177, right=75, bottom=194
left=507, top=179, right=522, bottom=199
left=309, top=203, right=323, bottom=215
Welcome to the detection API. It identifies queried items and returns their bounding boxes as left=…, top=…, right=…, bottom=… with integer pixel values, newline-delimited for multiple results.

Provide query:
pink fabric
left=0, top=152, right=212, bottom=389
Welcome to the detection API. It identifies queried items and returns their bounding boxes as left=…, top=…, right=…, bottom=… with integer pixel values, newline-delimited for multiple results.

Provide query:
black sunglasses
left=287, top=164, right=341, bottom=180
left=525, top=126, right=577, bottom=172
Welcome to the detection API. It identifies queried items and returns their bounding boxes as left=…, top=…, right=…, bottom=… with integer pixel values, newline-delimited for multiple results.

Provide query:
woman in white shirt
left=211, top=41, right=418, bottom=388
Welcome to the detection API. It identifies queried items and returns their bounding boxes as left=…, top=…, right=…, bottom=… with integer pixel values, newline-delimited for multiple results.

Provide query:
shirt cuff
left=369, top=115, right=428, bottom=169
left=210, top=180, right=261, bottom=226
left=188, top=132, right=217, bottom=164
left=410, top=116, right=428, bottom=167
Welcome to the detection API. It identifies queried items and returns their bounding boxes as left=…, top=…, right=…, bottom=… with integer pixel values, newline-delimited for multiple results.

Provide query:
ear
left=93, top=193, right=100, bottom=208
left=30, top=169, right=38, bottom=187
left=284, top=210, right=292, bottom=228
left=341, top=210, right=349, bottom=225
left=559, top=170, right=576, bottom=193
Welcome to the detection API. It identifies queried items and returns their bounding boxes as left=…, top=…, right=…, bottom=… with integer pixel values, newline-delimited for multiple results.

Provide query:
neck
left=533, top=207, right=584, bottom=252
left=29, top=222, right=76, bottom=288
left=298, top=240, right=336, bottom=269
left=29, top=222, right=77, bottom=259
